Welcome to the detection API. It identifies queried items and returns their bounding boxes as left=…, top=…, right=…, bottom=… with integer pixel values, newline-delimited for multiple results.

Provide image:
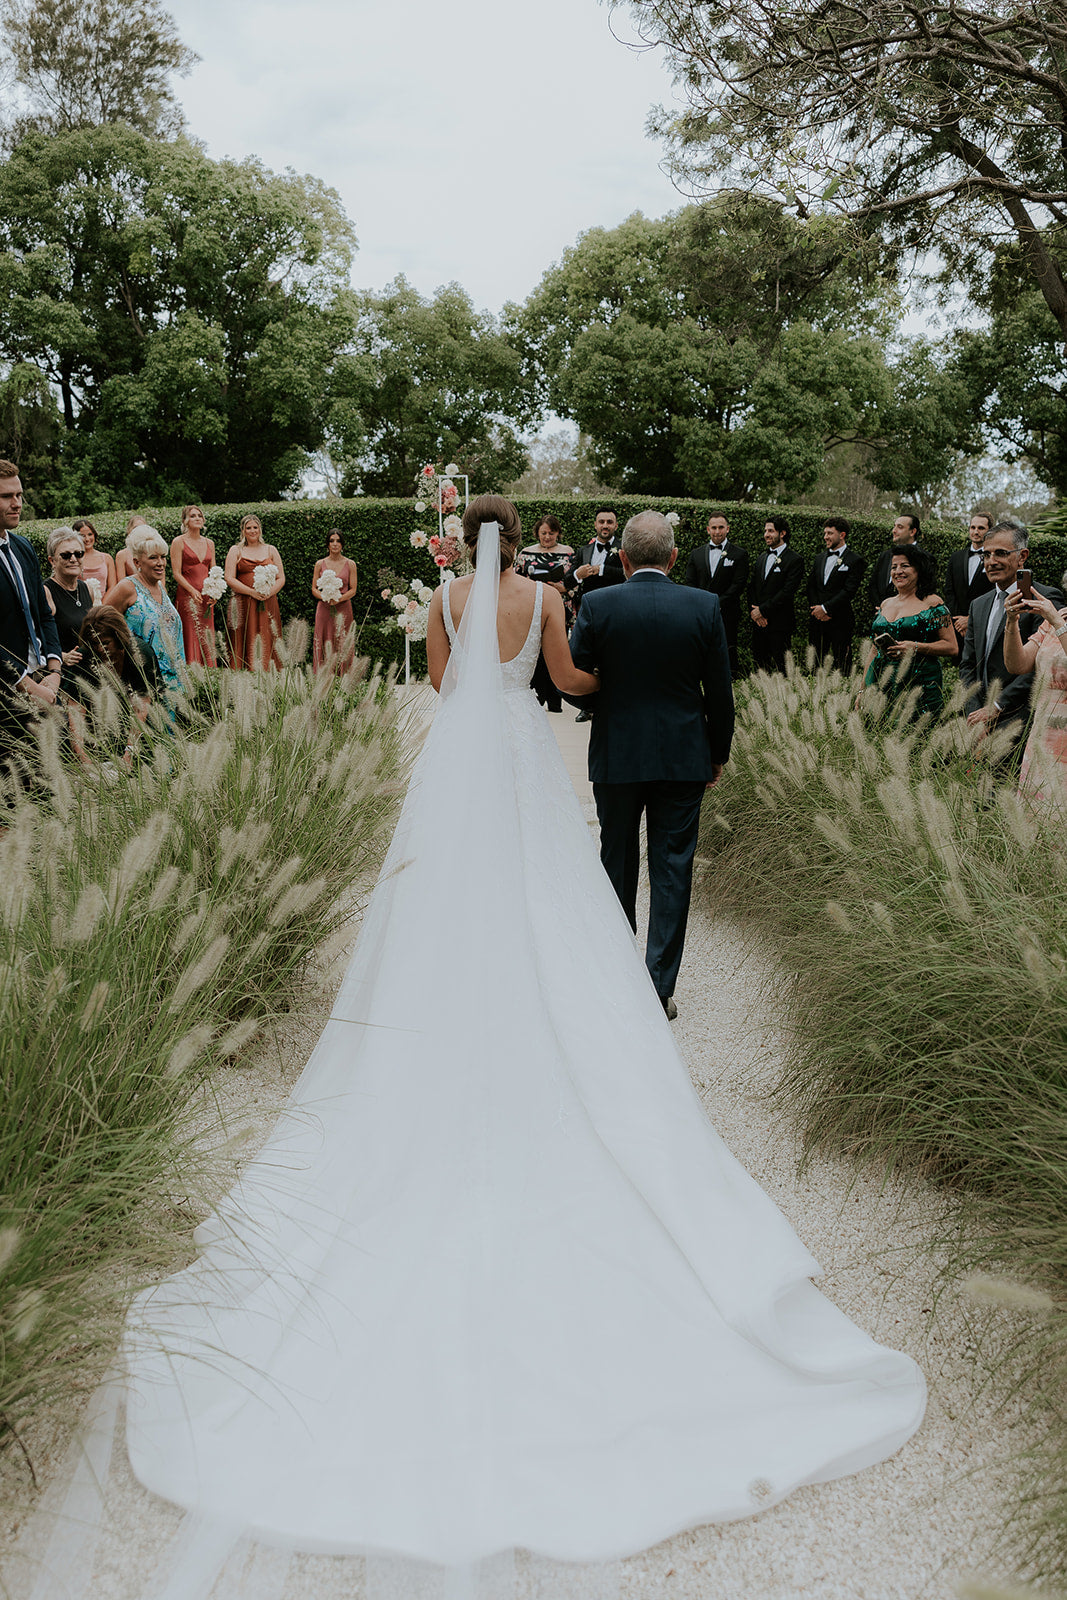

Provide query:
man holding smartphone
left=960, top=517, right=1065, bottom=760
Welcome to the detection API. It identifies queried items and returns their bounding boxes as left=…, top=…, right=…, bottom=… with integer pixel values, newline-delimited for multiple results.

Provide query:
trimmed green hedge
left=23, top=495, right=1067, bottom=674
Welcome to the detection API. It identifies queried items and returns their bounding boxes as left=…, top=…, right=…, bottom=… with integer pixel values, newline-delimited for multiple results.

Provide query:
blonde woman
left=114, top=513, right=148, bottom=582
left=105, top=525, right=185, bottom=692
left=224, top=513, right=285, bottom=669
left=170, top=503, right=217, bottom=666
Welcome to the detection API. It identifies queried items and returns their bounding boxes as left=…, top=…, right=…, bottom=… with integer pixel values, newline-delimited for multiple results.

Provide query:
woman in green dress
left=863, top=543, right=957, bottom=717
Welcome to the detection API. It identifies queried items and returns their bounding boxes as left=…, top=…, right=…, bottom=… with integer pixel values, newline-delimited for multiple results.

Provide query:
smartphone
left=874, top=633, right=895, bottom=651
left=1017, top=569, right=1033, bottom=599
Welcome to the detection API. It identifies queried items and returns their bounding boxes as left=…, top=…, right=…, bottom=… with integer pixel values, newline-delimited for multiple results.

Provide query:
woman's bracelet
left=1054, top=621, right=1067, bottom=639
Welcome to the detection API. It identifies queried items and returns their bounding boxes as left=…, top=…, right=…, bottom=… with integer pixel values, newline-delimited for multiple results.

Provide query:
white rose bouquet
left=252, top=563, right=278, bottom=599
left=85, top=577, right=103, bottom=606
left=202, top=566, right=227, bottom=602
left=318, top=569, right=344, bottom=605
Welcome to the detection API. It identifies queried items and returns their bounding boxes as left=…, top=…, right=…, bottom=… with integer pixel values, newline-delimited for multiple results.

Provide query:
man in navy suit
left=960, top=516, right=1065, bottom=763
left=0, top=462, right=63, bottom=755
left=569, top=511, right=734, bottom=1018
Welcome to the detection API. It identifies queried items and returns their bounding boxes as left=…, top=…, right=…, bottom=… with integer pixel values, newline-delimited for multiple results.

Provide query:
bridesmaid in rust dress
left=311, top=529, right=357, bottom=670
left=225, top=513, right=286, bottom=670
left=170, top=504, right=217, bottom=666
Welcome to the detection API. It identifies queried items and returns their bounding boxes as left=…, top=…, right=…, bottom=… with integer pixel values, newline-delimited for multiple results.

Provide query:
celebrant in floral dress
left=225, top=514, right=286, bottom=670
left=170, top=504, right=218, bottom=666
left=312, top=529, right=357, bottom=670
left=1004, top=580, right=1067, bottom=810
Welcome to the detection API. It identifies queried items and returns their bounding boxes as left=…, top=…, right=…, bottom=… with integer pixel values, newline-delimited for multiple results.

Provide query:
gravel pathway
left=1, top=704, right=1029, bottom=1599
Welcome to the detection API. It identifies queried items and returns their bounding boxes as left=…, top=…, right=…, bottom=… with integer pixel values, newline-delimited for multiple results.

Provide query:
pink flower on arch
left=434, top=554, right=448, bottom=568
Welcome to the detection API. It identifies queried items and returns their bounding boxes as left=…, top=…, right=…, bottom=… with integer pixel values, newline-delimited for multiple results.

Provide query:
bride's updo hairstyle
left=462, top=494, right=522, bottom=571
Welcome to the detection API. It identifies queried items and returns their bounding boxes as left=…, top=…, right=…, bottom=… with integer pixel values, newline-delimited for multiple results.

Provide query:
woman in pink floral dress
left=1004, top=580, right=1067, bottom=807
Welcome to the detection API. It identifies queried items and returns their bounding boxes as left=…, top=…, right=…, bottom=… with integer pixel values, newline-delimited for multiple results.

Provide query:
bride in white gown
left=10, top=498, right=924, bottom=1600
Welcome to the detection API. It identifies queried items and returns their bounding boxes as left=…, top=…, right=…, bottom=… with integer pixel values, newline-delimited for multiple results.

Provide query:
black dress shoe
left=575, top=709, right=592, bottom=722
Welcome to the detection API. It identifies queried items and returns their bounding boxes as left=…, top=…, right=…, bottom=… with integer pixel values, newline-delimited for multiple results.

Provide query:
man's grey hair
left=47, top=526, right=84, bottom=561
left=989, top=516, right=1028, bottom=551
left=621, top=511, right=674, bottom=570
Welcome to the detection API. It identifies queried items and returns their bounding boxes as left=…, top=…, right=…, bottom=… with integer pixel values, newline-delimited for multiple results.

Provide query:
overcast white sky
left=167, top=0, right=687, bottom=315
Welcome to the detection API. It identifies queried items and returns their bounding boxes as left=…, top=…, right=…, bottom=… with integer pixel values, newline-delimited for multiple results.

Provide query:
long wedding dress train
left=8, top=525, right=924, bottom=1599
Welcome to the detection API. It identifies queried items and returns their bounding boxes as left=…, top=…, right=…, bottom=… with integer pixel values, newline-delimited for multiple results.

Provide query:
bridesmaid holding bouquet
left=170, top=504, right=217, bottom=666
left=225, top=514, right=286, bottom=670
left=311, top=528, right=357, bottom=670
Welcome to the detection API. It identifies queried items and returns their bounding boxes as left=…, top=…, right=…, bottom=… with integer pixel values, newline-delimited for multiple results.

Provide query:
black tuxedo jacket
left=748, top=546, right=804, bottom=630
left=568, top=539, right=625, bottom=607
left=960, top=581, right=1067, bottom=721
left=944, top=545, right=993, bottom=618
left=0, top=531, right=62, bottom=691
left=684, top=541, right=750, bottom=619
left=568, top=571, right=734, bottom=783
left=806, top=547, right=866, bottom=631
left=868, top=543, right=934, bottom=611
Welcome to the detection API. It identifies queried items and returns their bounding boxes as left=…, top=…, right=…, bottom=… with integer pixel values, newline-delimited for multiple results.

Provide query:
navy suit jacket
left=0, top=531, right=62, bottom=691
left=568, top=570, right=734, bottom=784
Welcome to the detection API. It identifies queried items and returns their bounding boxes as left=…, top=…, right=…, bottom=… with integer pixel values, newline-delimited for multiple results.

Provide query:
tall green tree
left=0, top=123, right=359, bottom=506
left=514, top=200, right=962, bottom=499
left=335, top=278, right=534, bottom=497
left=1, top=0, right=197, bottom=141
left=622, top=0, right=1067, bottom=338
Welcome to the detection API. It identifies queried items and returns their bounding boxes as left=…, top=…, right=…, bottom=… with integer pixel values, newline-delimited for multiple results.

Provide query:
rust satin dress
left=230, top=555, right=282, bottom=670
left=176, top=542, right=216, bottom=667
left=313, top=559, right=356, bottom=670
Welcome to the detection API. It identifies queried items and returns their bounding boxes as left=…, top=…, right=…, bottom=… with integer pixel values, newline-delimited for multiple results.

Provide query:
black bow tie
left=595, top=541, right=611, bottom=552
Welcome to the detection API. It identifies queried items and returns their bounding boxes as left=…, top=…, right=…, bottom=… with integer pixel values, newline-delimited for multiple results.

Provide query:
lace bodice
left=442, top=577, right=543, bottom=692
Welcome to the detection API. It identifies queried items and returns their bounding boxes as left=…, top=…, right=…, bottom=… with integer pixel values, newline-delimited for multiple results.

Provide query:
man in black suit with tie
left=569, top=506, right=626, bottom=721
left=806, top=516, right=866, bottom=673
left=960, top=517, right=1065, bottom=762
left=0, top=462, right=63, bottom=759
left=868, top=513, right=931, bottom=610
left=944, top=510, right=993, bottom=642
left=684, top=511, right=749, bottom=678
left=569, top=511, right=734, bottom=1019
left=747, top=516, right=804, bottom=673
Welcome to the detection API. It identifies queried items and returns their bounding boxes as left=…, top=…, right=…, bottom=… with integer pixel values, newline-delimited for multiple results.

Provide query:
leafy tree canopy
left=513, top=199, right=971, bottom=499
left=622, top=0, right=1067, bottom=338
left=0, top=123, right=359, bottom=510
left=334, top=277, right=535, bottom=498
left=0, top=0, right=197, bottom=142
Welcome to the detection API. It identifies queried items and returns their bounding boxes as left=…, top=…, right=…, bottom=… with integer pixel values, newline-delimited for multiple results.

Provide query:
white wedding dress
left=9, top=524, right=924, bottom=1600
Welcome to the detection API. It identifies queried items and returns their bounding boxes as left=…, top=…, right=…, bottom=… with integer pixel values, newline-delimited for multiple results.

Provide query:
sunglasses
left=58, top=550, right=84, bottom=560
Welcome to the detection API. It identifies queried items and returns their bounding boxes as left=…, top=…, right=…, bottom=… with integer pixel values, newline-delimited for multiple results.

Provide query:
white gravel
left=0, top=705, right=1033, bottom=1600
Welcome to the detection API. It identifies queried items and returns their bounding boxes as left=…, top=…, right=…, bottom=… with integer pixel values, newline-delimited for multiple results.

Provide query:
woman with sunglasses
left=43, top=527, right=93, bottom=680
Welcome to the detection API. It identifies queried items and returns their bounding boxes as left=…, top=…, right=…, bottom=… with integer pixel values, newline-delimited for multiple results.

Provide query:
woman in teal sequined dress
left=863, top=543, right=957, bottom=717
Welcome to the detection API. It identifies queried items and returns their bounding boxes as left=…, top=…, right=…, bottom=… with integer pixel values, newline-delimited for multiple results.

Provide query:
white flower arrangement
left=410, top=530, right=429, bottom=548
left=318, top=568, right=344, bottom=605
left=665, top=511, right=680, bottom=527
left=442, top=513, right=462, bottom=537
left=414, top=500, right=427, bottom=513
left=85, top=576, right=103, bottom=606
left=252, top=562, right=278, bottom=598
left=444, top=462, right=460, bottom=476
left=201, top=565, right=227, bottom=602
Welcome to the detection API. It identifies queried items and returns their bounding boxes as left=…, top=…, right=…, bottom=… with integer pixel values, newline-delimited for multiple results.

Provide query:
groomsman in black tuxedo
left=747, top=516, right=804, bottom=674
left=960, top=517, right=1065, bottom=761
left=569, top=511, right=733, bottom=1019
left=569, top=507, right=626, bottom=719
left=0, top=461, right=62, bottom=759
left=944, top=510, right=993, bottom=642
left=868, top=513, right=931, bottom=610
left=685, top=511, right=749, bottom=677
left=806, top=517, right=866, bottom=673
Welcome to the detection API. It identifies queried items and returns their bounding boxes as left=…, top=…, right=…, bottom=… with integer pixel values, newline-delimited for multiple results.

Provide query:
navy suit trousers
left=593, top=779, right=706, bottom=1003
